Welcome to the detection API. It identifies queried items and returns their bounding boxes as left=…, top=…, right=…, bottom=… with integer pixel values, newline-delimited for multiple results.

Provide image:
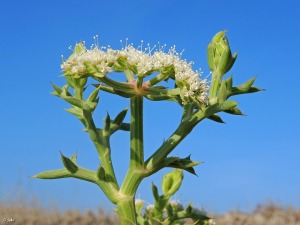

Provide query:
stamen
left=93, top=35, right=99, bottom=48
left=120, top=39, right=123, bottom=49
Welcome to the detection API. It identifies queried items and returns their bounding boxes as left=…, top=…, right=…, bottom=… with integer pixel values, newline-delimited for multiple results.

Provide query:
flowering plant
left=33, top=31, right=261, bottom=224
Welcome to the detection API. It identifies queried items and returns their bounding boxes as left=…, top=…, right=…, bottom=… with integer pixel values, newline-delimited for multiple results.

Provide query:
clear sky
left=1, top=0, right=300, bottom=214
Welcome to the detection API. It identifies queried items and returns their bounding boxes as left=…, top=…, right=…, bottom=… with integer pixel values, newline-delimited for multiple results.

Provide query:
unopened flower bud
left=162, top=169, right=183, bottom=197
left=207, top=31, right=237, bottom=75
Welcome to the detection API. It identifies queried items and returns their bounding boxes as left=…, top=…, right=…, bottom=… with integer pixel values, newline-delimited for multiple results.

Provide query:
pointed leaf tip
left=113, top=108, right=129, bottom=126
left=70, top=152, right=78, bottom=163
left=104, top=113, right=111, bottom=135
left=208, top=114, right=226, bottom=123
left=31, top=168, right=70, bottom=179
left=224, top=107, right=246, bottom=116
left=60, top=151, right=78, bottom=174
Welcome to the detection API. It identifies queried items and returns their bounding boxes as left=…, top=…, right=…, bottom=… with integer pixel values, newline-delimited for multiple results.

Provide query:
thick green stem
left=129, top=95, right=144, bottom=169
left=119, top=95, right=146, bottom=197
left=117, top=197, right=137, bottom=225
left=74, top=87, right=84, bottom=100
left=117, top=95, right=146, bottom=224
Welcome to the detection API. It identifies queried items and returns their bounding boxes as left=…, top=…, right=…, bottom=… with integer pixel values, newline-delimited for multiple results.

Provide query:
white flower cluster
left=61, top=39, right=209, bottom=103
left=61, top=45, right=119, bottom=77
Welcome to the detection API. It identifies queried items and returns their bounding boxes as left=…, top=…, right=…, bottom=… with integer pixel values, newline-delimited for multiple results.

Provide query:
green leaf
left=61, top=85, right=73, bottom=96
left=204, top=102, right=219, bottom=116
left=236, top=77, right=256, bottom=92
left=224, top=107, right=246, bottom=116
left=247, top=86, right=265, bottom=93
left=224, top=75, right=233, bottom=91
left=113, top=108, right=128, bottom=126
left=103, top=113, right=111, bottom=135
left=65, top=107, right=83, bottom=119
left=229, top=77, right=264, bottom=96
left=185, top=204, right=192, bottom=214
left=226, top=51, right=238, bottom=72
left=51, top=83, right=63, bottom=96
left=60, top=152, right=78, bottom=174
left=96, top=165, right=106, bottom=181
left=218, top=80, right=228, bottom=102
left=63, top=96, right=97, bottom=111
left=53, top=84, right=97, bottom=111
left=152, top=183, right=160, bottom=202
left=87, top=86, right=101, bottom=103
left=164, top=155, right=201, bottom=176
left=31, top=169, right=70, bottom=179
left=70, top=152, right=78, bottom=163
left=207, top=114, right=225, bottom=123
left=220, top=100, right=238, bottom=111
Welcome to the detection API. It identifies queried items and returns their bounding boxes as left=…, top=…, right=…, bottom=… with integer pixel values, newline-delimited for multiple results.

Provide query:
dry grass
left=0, top=202, right=299, bottom=225
left=0, top=202, right=119, bottom=225
left=213, top=204, right=300, bottom=225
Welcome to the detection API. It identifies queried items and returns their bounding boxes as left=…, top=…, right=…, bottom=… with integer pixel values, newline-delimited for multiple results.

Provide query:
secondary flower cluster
left=61, top=39, right=209, bottom=104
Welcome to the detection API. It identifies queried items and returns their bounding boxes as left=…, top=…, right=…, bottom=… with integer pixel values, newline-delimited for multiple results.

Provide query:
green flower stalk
left=33, top=31, right=262, bottom=225
left=207, top=30, right=238, bottom=101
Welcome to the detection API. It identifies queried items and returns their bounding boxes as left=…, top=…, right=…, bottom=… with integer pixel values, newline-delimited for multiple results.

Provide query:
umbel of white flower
left=61, top=39, right=209, bottom=104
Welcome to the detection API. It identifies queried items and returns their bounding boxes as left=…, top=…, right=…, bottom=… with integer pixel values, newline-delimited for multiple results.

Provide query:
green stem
left=117, top=197, right=137, bottom=225
left=92, top=75, right=135, bottom=93
left=146, top=72, right=169, bottom=87
left=208, top=70, right=222, bottom=99
left=145, top=104, right=221, bottom=173
left=129, top=95, right=144, bottom=169
left=181, top=103, right=194, bottom=122
left=117, top=95, right=146, bottom=224
left=82, top=110, right=119, bottom=198
left=137, top=77, right=143, bottom=89
left=74, top=87, right=83, bottom=100
left=124, top=69, right=135, bottom=82
left=95, top=84, right=134, bottom=98
left=143, top=87, right=180, bottom=96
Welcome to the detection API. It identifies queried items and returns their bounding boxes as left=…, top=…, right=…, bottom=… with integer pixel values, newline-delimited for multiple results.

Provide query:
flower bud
left=207, top=31, right=237, bottom=75
left=162, top=169, right=183, bottom=198
left=135, top=199, right=145, bottom=214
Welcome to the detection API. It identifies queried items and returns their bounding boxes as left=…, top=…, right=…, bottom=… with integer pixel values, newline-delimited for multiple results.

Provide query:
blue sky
left=1, top=0, right=300, bottom=214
